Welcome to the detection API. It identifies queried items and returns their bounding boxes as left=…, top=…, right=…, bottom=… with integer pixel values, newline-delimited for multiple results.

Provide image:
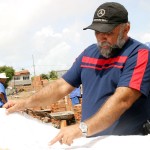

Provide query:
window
left=23, top=76, right=29, bottom=80
left=14, top=77, right=20, bottom=80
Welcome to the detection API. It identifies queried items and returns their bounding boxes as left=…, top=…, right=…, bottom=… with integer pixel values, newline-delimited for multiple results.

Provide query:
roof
left=15, top=70, right=30, bottom=76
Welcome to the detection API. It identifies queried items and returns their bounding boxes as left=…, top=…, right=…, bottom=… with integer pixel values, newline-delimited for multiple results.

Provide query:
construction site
left=7, top=75, right=82, bottom=129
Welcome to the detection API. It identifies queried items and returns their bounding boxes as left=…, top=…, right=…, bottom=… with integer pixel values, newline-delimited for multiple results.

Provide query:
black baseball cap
left=83, top=2, right=128, bottom=33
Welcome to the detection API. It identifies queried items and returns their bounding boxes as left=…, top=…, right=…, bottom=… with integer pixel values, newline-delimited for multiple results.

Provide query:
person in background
left=70, top=87, right=81, bottom=106
left=3, top=2, right=150, bottom=146
left=0, top=73, right=9, bottom=108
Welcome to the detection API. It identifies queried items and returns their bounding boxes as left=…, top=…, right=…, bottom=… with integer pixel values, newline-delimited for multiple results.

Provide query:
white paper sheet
left=0, top=108, right=149, bottom=150
left=0, top=108, right=60, bottom=150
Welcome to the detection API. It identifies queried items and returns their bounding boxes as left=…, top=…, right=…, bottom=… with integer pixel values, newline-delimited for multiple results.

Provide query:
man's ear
left=124, top=23, right=130, bottom=34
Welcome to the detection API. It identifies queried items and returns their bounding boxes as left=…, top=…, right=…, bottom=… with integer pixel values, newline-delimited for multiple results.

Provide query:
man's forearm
left=0, top=93, right=7, bottom=104
left=26, top=78, right=74, bottom=108
left=2, top=99, right=7, bottom=104
left=85, top=87, right=141, bottom=136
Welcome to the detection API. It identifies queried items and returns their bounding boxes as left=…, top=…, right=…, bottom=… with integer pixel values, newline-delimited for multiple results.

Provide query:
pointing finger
left=49, top=132, right=63, bottom=145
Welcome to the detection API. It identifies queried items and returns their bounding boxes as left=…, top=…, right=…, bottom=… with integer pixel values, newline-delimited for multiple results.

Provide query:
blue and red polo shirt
left=63, top=37, right=150, bottom=135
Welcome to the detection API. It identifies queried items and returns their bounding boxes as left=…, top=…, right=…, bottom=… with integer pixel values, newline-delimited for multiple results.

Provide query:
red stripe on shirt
left=129, top=49, right=149, bottom=90
left=82, top=56, right=127, bottom=65
left=81, top=64, right=123, bottom=70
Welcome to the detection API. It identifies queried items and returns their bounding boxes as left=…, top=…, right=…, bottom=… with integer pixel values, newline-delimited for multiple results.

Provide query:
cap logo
left=97, top=9, right=105, bottom=17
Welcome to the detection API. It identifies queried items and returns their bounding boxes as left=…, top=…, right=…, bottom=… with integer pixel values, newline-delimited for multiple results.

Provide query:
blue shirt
left=70, top=87, right=81, bottom=98
left=63, top=38, right=150, bottom=135
left=0, top=83, right=7, bottom=107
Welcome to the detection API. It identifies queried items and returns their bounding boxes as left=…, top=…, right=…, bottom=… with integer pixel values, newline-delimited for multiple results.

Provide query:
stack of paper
left=0, top=108, right=149, bottom=150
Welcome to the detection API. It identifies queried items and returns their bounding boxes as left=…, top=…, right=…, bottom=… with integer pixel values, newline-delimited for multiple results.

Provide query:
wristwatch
left=79, top=122, right=88, bottom=137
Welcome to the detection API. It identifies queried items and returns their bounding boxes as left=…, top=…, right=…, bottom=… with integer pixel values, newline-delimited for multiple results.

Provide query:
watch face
left=81, top=123, right=86, bottom=132
left=79, top=122, right=88, bottom=136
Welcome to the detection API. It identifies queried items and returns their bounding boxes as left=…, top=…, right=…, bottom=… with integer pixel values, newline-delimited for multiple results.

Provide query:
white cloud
left=32, top=25, right=81, bottom=75
left=35, top=42, right=72, bottom=74
left=0, top=0, right=150, bottom=75
left=140, top=33, right=150, bottom=43
left=0, top=0, right=96, bottom=75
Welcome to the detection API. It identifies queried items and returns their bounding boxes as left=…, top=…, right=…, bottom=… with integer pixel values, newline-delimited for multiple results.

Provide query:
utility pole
left=32, top=54, right=36, bottom=76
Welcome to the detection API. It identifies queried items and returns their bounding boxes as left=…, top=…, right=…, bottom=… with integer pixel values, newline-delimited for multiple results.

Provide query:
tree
left=49, top=71, right=58, bottom=80
left=0, top=66, right=15, bottom=88
left=40, top=73, right=49, bottom=80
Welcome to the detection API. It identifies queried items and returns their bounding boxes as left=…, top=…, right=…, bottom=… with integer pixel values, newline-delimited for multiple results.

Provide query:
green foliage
left=0, top=65, right=15, bottom=88
left=49, top=70, right=58, bottom=79
left=40, top=73, right=49, bottom=80
left=31, top=76, right=34, bottom=81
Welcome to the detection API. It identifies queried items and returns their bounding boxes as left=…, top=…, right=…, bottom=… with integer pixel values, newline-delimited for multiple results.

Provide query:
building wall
left=56, top=70, right=68, bottom=78
left=13, top=74, right=31, bottom=86
left=10, top=70, right=32, bottom=87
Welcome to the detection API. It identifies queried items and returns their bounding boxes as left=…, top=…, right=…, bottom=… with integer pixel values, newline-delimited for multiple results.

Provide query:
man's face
left=95, top=24, right=127, bottom=58
left=0, top=78, right=7, bottom=84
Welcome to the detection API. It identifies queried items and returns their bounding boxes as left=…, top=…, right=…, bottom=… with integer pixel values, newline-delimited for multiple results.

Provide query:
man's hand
left=49, top=123, right=83, bottom=146
left=3, top=100, right=26, bottom=114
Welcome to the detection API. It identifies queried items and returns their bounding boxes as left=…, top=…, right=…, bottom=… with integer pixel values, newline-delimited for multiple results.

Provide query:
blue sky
left=0, top=0, right=150, bottom=76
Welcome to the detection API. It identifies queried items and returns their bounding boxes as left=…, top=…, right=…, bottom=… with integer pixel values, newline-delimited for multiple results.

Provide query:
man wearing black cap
left=4, top=2, right=150, bottom=146
left=84, top=2, right=128, bottom=33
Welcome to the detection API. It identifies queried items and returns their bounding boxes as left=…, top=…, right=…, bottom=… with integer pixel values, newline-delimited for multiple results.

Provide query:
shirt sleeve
left=118, top=48, right=150, bottom=97
left=0, top=83, right=5, bottom=94
left=62, top=51, right=84, bottom=87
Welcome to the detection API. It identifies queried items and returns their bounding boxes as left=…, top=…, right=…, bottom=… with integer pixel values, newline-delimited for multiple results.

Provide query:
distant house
left=56, top=70, right=68, bottom=78
left=12, top=70, right=32, bottom=86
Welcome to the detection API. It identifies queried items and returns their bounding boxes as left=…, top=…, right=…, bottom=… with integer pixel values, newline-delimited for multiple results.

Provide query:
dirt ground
left=7, top=91, right=36, bottom=101
left=7, top=90, right=48, bottom=110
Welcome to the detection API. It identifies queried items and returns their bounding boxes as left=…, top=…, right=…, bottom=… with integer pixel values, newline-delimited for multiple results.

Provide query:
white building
left=56, top=70, right=68, bottom=78
left=11, top=70, right=32, bottom=87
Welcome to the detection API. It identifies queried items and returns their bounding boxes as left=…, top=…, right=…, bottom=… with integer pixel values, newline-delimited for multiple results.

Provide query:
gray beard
left=97, top=38, right=126, bottom=58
